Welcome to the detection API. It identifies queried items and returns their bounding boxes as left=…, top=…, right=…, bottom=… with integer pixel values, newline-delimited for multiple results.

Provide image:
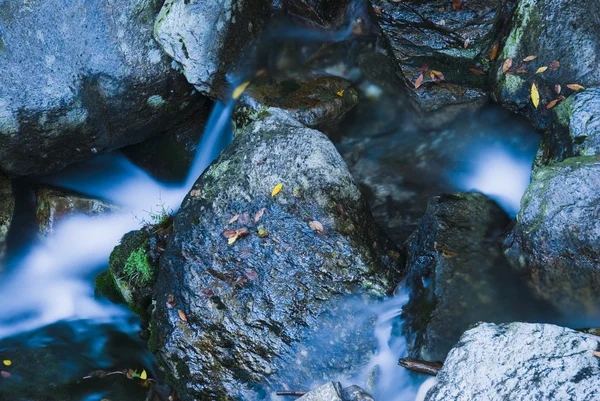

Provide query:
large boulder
left=371, top=0, right=515, bottom=115
left=150, top=109, right=403, bottom=400
left=153, top=0, right=271, bottom=98
left=504, top=156, right=600, bottom=317
left=402, top=193, right=527, bottom=362
left=0, top=0, right=202, bottom=176
left=492, top=0, right=600, bottom=128
left=425, top=322, right=600, bottom=401
left=0, top=173, right=14, bottom=264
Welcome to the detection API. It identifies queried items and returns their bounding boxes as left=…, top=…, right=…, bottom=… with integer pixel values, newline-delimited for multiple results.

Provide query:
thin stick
left=276, top=391, right=308, bottom=397
left=398, top=357, right=443, bottom=376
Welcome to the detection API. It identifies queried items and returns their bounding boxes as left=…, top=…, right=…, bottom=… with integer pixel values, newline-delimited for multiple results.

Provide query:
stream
left=0, top=4, right=540, bottom=401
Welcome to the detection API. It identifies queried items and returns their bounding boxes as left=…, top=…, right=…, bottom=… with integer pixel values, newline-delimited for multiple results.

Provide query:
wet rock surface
left=150, top=109, right=403, bottom=400
left=401, top=192, right=531, bottom=362
left=235, top=75, right=358, bottom=134
left=372, top=0, right=514, bottom=112
left=0, top=174, right=14, bottom=265
left=154, top=0, right=271, bottom=97
left=492, top=0, right=600, bottom=128
left=504, top=156, right=600, bottom=318
left=36, top=188, right=118, bottom=237
left=425, top=322, right=600, bottom=401
left=280, top=0, right=351, bottom=26
left=0, top=0, right=201, bottom=176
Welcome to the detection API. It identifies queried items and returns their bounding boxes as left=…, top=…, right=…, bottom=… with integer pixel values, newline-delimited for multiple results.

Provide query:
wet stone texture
left=235, top=75, right=358, bottom=134
left=371, top=0, right=515, bottom=114
left=504, top=156, right=600, bottom=318
left=0, top=173, right=13, bottom=265
left=280, top=0, right=351, bottom=26
left=492, top=0, right=600, bottom=129
left=150, top=109, right=403, bottom=401
left=425, top=322, right=600, bottom=401
left=154, top=0, right=271, bottom=98
left=36, top=188, right=119, bottom=237
left=401, top=193, right=531, bottom=362
left=0, top=0, right=201, bottom=176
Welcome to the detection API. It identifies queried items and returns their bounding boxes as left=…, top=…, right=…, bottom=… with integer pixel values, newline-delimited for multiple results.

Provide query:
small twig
left=276, top=391, right=308, bottom=397
left=399, top=357, right=443, bottom=376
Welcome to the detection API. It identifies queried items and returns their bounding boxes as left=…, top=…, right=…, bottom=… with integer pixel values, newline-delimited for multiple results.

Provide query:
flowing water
left=0, top=3, right=541, bottom=400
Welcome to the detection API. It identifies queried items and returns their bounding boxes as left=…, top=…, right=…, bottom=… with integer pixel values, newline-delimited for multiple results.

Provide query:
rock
left=341, top=385, right=375, bottom=401
left=425, top=322, right=600, bottom=401
left=36, top=188, right=118, bottom=237
left=154, top=0, right=271, bottom=98
left=535, top=88, right=600, bottom=168
left=401, top=193, right=527, bottom=362
left=280, top=0, right=351, bottom=26
left=150, top=109, right=403, bottom=400
left=0, top=173, right=14, bottom=264
left=235, top=75, right=358, bottom=134
left=298, top=382, right=343, bottom=401
left=504, top=156, right=600, bottom=317
left=0, top=0, right=201, bottom=176
left=492, top=0, right=600, bottom=128
left=124, top=100, right=211, bottom=183
left=97, top=217, right=172, bottom=320
left=372, top=0, right=514, bottom=114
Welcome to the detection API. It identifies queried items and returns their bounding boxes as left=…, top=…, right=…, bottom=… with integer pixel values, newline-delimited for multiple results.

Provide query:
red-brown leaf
left=254, top=208, right=266, bottom=223
left=489, top=43, right=500, bottom=61
left=228, top=214, right=239, bottom=224
left=414, top=73, right=424, bottom=89
left=1, top=371, right=10, bottom=379
left=245, top=269, right=259, bottom=281
left=222, top=230, right=237, bottom=239
left=166, top=294, right=175, bottom=309
left=469, top=68, right=486, bottom=76
left=549, top=60, right=560, bottom=71
left=502, top=58, right=513, bottom=73
left=523, top=55, right=537, bottom=62
left=177, top=309, right=187, bottom=322
left=429, top=70, right=445, bottom=82
left=546, top=99, right=559, bottom=109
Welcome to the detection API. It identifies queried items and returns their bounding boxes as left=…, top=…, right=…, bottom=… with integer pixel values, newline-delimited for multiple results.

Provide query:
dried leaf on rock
left=429, top=70, right=445, bottom=82
left=271, top=183, right=283, bottom=197
left=502, top=58, right=513, bottom=73
left=309, top=220, right=324, bottom=232
left=222, top=230, right=237, bottom=239
left=336, top=89, right=345, bottom=97
left=257, top=227, right=269, bottom=238
left=546, top=99, right=559, bottom=109
left=2, top=360, right=10, bottom=367
left=452, top=0, right=465, bottom=11
left=232, top=81, right=251, bottom=100
left=593, top=351, right=600, bottom=358
left=536, top=66, right=548, bottom=74
left=555, top=84, right=562, bottom=94
left=190, top=189, right=202, bottom=197
left=238, top=213, right=251, bottom=225
left=236, top=227, right=250, bottom=237
left=523, top=55, right=537, bottom=62
left=489, top=43, right=500, bottom=61
left=414, top=73, right=424, bottom=89
left=549, top=60, right=560, bottom=71
left=1, top=371, right=10, bottom=378
left=254, top=208, right=266, bottom=223
left=531, top=83, right=540, bottom=108
left=166, top=294, right=176, bottom=309
left=140, top=370, right=147, bottom=380
left=469, top=68, right=486, bottom=75
left=177, top=309, right=188, bottom=322
left=228, top=214, right=239, bottom=224
left=567, top=84, right=585, bottom=91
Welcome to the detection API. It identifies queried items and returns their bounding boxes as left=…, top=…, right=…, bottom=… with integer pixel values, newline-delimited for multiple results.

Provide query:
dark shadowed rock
left=401, top=193, right=520, bottom=362
left=154, top=0, right=271, bottom=98
left=425, top=322, right=600, bottom=401
left=280, top=0, right=351, bottom=26
left=372, top=0, right=514, bottom=114
left=492, top=0, right=600, bottom=128
left=150, top=109, right=403, bottom=400
left=0, top=173, right=13, bottom=265
left=504, top=156, right=600, bottom=318
left=341, top=385, right=375, bottom=401
left=36, top=188, right=118, bottom=237
left=235, top=75, right=358, bottom=134
left=0, top=0, right=202, bottom=176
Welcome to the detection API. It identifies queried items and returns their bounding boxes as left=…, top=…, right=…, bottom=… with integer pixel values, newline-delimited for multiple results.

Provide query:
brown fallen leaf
left=222, top=230, right=237, bottom=239
left=1, top=371, right=10, bottom=379
left=309, top=221, right=324, bottom=232
left=463, top=38, right=470, bottom=49
left=166, top=294, right=176, bottom=309
left=418, top=64, right=429, bottom=73
left=523, top=55, right=537, bottom=62
left=549, top=60, right=560, bottom=71
left=228, top=214, right=239, bottom=224
left=190, top=189, right=202, bottom=197
left=238, top=213, right=252, bottom=225
left=489, top=43, right=500, bottom=61
left=177, top=309, right=187, bottom=322
left=515, top=64, right=529, bottom=74
left=546, top=99, right=559, bottom=109
left=414, top=73, right=424, bottom=89
left=429, top=70, right=445, bottom=82
left=254, top=208, right=266, bottom=223
left=246, top=269, right=259, bottom=281
left=452, top=0, right=465, bottom=11
left=202, top=288, right=215, bottom=297
left=502, top=58, right=513, bottom=73
left=567, top=84, right=585, bottom=91
left=469, top=68, right=486, bottom=76
left=536, top=66, right=548, bottom=74
left=441, top=249, right=457, bottom=258
left=236, top=227, right=250, bottom=237
left=372, top=5, right=382, bottom=14
left=555, top=84, right=562, bottom=94
left=593, top=351, right=600, bottom=358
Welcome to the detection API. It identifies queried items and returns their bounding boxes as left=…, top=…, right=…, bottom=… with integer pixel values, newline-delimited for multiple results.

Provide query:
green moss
left=122, top=244, right=155, bottom=286
left=94, top=270, right=123, bottom=303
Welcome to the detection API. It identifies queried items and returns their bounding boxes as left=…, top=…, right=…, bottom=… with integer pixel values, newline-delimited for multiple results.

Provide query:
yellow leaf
left=336, top=89, right=345, bottom=97
left=567, top=84, right=585, bottom=91
left=535, top=66, right=548, bottom=74
left=271, top=183, right=283, bottom=197
left=140, top=370, right=147, bottom=380
left=531, top=83, right=539, bottom=108
left=228, top=235, right=238, bottom=245
left=2, top=360, right=10, bottom=366
left=232, top=81, right=251, bottom=100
